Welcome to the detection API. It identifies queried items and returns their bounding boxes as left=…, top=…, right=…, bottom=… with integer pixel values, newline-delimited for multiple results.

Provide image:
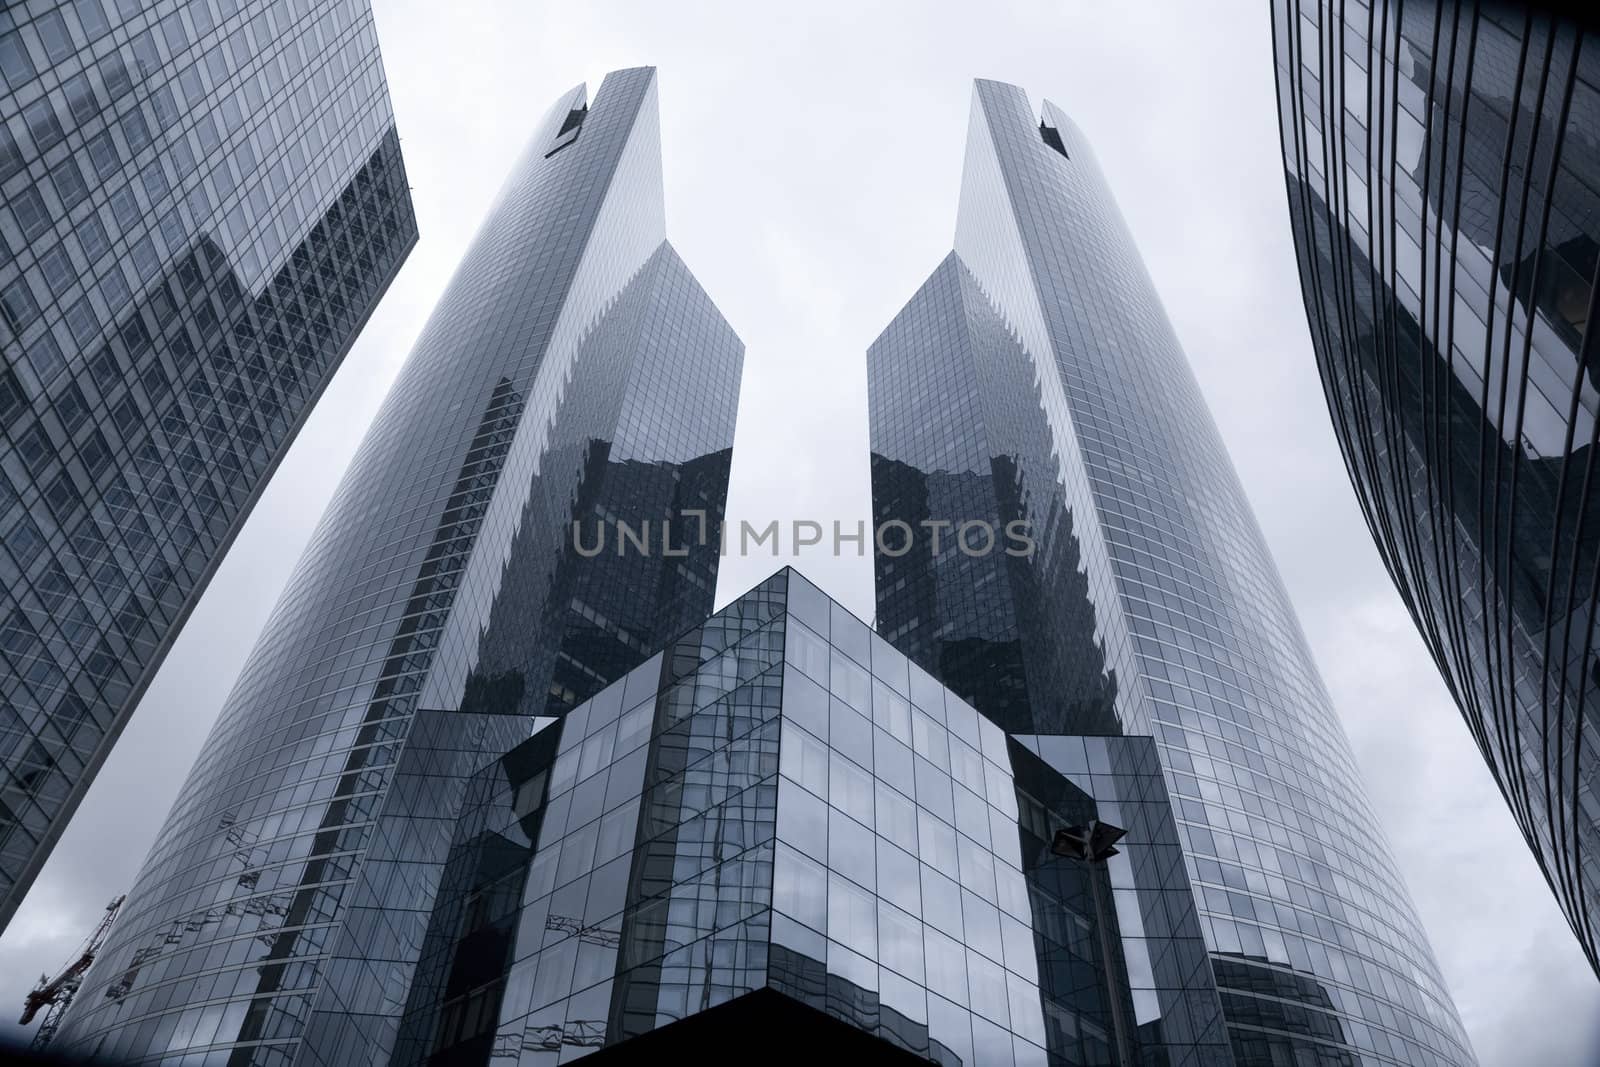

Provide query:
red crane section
left=19, top=895, right=124, bottom=1049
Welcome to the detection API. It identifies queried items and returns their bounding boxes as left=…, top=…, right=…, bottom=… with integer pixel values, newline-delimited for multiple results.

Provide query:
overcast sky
left=2, top=2, right=1597, bottom=1064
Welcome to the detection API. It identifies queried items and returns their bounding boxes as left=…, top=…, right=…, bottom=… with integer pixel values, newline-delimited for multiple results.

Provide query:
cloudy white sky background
left=2, top=2, right=1597, bottom=1064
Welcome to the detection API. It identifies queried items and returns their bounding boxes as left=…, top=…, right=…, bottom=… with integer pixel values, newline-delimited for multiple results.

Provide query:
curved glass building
left=1272, top=1, right=1600, bottom=974
left=55, top=67, right=744, bottom=1066
left=870, top=80, right=1476, bottom=1065
left=0, top=0, right=416, bottom=931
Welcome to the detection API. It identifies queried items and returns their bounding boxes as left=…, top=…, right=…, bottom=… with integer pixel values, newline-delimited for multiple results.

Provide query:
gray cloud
left=1, top=3, right=1593, bottom=1064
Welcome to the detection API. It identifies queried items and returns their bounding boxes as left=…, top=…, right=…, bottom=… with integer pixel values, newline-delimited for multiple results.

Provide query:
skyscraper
left=0, top=0, right=417, bottom=929
left=54, top=67, right=743, bottom=1066
left=394, top=568, right=1234, bottom=1067
left=870, top=80, right=1477, bottom=1065
left=1272, top=0, right=1600, bottom=976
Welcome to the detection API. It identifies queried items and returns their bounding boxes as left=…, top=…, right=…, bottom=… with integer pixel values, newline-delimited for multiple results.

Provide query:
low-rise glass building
left=397, top=569, right=1233, bottom=1067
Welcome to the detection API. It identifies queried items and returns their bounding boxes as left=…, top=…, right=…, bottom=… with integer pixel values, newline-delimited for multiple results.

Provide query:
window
left=98, top=51, right=132, bottom=99
left=23, top=98, right=64, bottom=153
left=0, top=278, right=40, bottom=336
left=129, top=30, right=161, bottom=79
left=0, top=368, right=24, bottom=421
left=45, top=473, right=82, bottom=523
left=194, top=113, right=221, bottom=155
left=75, top=1, right=112, bottom=41
left=0, top=122, right=24, bottom=182
left=187, top=0, right=215, bottom=37
left=160, top=11, right=188, bottom=54
left=26, top=332, right=66, bottom=383
left=176, top=65, right=205, bottom=108
left=512, top=770, right=547, bottom=819
left=829, top=751, right=873, bottom=825
left=109, top=186, right=140, bottom=230
left=65, top=298, right=100, bottom=346
left=111, top=395, right=141, bottom=436
left=11, top=186, right=52, bottom=240
left=85, top=130, right=120, bottom=180
left=773, top=844, right=826, bottom=930
left=53, top=696, right=92, bottom=744
left=130, top=236, right=159, bottom=281
left=36, top=11, right=76, bottom=64
left=141, top=159, right=169, bottom=201
left=76, top=213, right=111, bottom=261
left=100, top=263, right=131, bottom=313
left=16, top=424, right=55, bottom=476
left=827, top=872, right=877, bottom=947
left=63, top=72, right=100, bottom=125
left=4, top=517, right=46, bottom=569
left=0, top=33, right=36, bottom=92
left=120, top=106, right=151, bottom=152
left=202, top=44, right=228, bottom=88
left=150, top=85, right=179, bottom=131
left=79, top=430, right=111, bottom=475
left=50, top=156, right=90, bottom=212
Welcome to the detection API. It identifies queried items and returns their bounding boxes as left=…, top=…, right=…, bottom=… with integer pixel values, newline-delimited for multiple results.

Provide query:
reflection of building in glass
left=55, top=68, right=743, bottom=1066
left=870, top=79, right=1476, bottom=1066
left=0, top=0, right=417, bottom=930
left=871, top=254, right=1121, bottom=738
left=397, top=568, right=1232, bottom=1066
left=1273, top=0, right=1600, bottom=976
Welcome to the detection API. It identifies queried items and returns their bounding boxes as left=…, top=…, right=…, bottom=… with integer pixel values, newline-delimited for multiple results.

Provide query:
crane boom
left=19, top=895, right=124, bottom=1049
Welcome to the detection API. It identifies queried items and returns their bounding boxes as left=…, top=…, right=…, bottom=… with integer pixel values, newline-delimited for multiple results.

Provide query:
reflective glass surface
left=870, top=80, right=1475, bottom=1066
left=0, top=0, right=416, bottom=930
left=54, top=68, right=742, bottom=1067
left=398, top=569, right=1229, bottom=1067
left=1273, top=0, right=1600, bottom=978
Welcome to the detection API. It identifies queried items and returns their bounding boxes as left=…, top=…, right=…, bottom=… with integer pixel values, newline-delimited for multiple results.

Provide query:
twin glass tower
left=56, top=68, right=742, bottom=1065
left=2, top=21, right=1477, bottom=1067
left=870, top=81, right=1473, bottom=1067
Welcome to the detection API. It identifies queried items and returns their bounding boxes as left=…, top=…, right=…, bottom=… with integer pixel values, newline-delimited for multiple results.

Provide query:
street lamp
left=1052, top=820, right=1133, bottom=1066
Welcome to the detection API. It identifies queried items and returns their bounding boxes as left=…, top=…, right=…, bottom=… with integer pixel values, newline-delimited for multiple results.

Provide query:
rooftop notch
left=1039, top=120, right=1068, bottom=158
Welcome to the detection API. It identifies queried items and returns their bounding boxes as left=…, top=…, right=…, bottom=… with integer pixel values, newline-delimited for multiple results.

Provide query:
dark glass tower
left=395, top=568, right=1233, bottom=1067
left=54, top=68, right=743, bottom=1067
left=1272, top=0, right=1600, bottom=976
left=870, top=80, right=1477, bottom=1066
left=0, top=0, right=417, bottom=929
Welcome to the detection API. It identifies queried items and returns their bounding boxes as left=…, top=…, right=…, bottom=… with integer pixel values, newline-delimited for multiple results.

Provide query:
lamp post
left=1052, top=820, right=1133, bottom=1067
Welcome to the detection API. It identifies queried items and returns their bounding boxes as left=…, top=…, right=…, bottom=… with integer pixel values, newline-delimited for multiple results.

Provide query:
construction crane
left=19, top=894, right=124, bottom=1049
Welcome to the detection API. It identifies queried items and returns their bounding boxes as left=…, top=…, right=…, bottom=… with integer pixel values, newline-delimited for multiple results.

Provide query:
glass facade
left=54, top=67, right=742, bottom=1066
left=870, top=80, right=1476, bottom=1066
left=0, top=0, right=417, bottom=930
left=396, top=567, right=1231, bottom=1067
left=1272, top=0, right=1600, bottom=977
